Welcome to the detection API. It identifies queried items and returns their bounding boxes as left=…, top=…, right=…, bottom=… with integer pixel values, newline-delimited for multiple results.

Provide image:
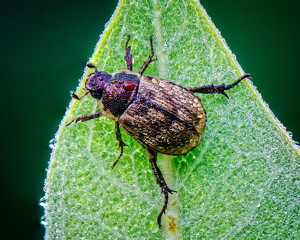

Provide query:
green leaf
left=43, top=0, right=300, bottom=239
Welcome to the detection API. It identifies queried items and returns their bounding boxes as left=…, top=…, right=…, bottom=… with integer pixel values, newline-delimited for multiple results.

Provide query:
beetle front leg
left=146, top=148, right=176, bottom=228
left=124, top=35, right=133, bottom=71
left=189, top=74, right=251, bottom=98
left=66, top=110, right=102, bottom=126
left=111, top=120, right=128, bottom=169
left=139, top=35, right=157, bottom=75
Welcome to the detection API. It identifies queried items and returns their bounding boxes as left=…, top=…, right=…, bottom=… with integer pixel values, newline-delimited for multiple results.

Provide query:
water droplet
left=40, top=217, right=47, bottom=226
left=49, top=138, right=57, bottom=149
left=39, top=196, right=47, bottom=208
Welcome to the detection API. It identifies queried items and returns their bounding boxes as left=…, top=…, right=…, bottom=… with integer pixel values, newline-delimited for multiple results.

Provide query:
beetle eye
left=123, top=80, right=137, bottom=91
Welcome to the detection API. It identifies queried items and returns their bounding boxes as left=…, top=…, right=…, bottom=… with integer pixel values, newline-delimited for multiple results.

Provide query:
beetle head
left=85, top=71, right=111, bottom=99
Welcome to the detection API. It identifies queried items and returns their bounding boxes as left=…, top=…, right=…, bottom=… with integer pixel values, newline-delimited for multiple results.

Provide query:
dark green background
left=1, top=0, right=299, bottom=239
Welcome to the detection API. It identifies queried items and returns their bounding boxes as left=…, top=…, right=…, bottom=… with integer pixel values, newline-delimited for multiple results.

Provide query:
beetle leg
left=111, top=120, right=128, bottom=169
left=124, top=35, right=133, bottom=71
left=188, top=74, right=251, bottom=98
left=146, top=148, right=176, bottom=228
left=139, top=35, right=157, bottom=75
left=66, top=110, right=102, bottom=126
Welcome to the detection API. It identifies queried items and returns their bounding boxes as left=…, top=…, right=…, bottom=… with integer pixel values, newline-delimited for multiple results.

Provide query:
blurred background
left=1, top=0, right=299, bottom=239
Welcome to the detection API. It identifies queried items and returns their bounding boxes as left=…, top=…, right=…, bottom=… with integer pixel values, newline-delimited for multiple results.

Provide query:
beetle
left=66, top=35, right=250, bottom=228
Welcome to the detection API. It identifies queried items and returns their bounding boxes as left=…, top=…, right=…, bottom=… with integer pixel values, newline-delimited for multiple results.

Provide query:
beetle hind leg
left=146, top=148, right=176, bottom=228
left=111, top=121, right=128, bottom=169
left=189, top=74, right=251, bottom=98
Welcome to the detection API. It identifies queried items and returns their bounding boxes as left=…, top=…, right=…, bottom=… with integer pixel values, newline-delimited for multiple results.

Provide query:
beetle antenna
left=87, top=63, right=98, bottom=72
left=71, top=91, right=89, bottom=100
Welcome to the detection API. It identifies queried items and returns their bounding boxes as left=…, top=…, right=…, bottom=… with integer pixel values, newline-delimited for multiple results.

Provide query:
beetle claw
left=111, top=146, right=124, bottom=169
left=221, top=91, right=229, bottom=99
left=112, top=120, right=127, bottom=169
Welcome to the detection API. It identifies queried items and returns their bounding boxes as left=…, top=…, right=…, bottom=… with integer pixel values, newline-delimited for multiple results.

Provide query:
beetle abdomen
left=119, top=76, right=206, bottom=155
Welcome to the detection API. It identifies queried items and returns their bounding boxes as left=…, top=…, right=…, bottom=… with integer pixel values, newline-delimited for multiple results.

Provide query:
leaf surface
left=43, top=0, right=300, bottom=239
